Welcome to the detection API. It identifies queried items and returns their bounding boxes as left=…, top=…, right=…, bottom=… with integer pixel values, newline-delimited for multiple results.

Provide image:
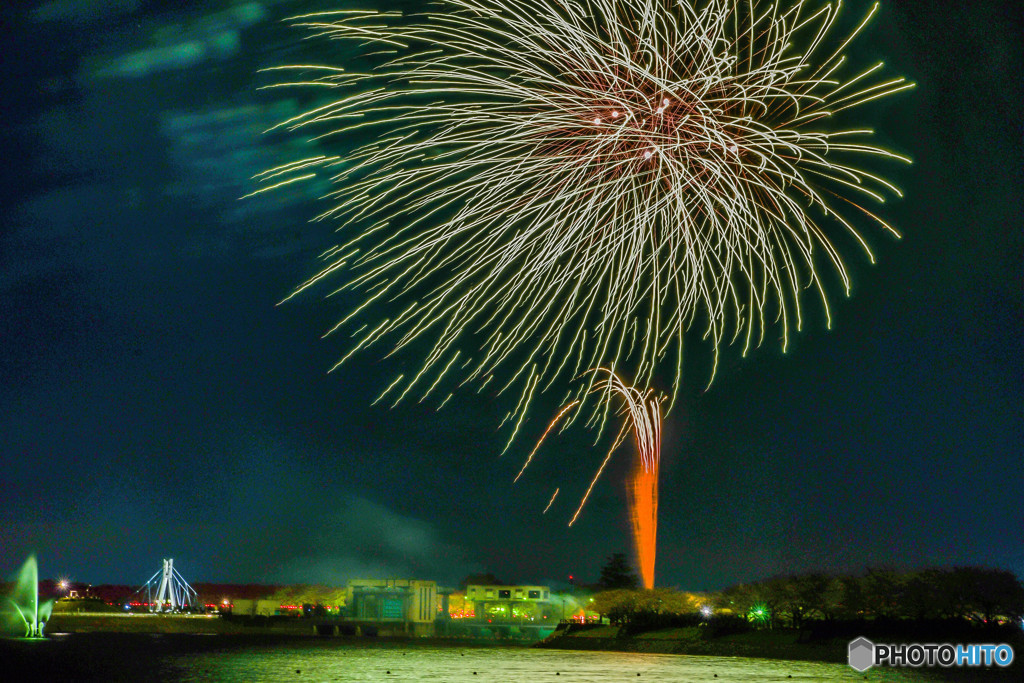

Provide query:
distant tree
left=591, top=587, right=692, bottom=626
left=770, top=572, right=842, bottom=627
left=591, top=588, right=636, bottom=624
left=459, top=573, right=505, bottom=589
left=790, top=572, right=843, bottom=622
left=597, top=553, right=639, bottom=590
left=861, top=567, right=904, bottom=619
left=720, top=582, right=756, bottom=618
left=903, top=569, right=945, bottom=620
left=946, top=567, right=1024, bottom=624
left=775, top=579, right=799, bottom=628
left=837, top=574, right=866, bottom=620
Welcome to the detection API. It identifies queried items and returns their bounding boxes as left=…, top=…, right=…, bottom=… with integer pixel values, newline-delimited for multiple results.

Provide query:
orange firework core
left=629, top=459, right=659, bottom=590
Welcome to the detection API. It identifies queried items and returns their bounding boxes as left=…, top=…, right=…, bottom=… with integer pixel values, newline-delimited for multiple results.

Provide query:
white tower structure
left=137, top=558, right=199, bottom=612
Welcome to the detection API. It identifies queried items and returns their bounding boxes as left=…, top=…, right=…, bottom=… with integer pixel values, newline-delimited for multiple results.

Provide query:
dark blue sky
left=1, top=0, right=1021, bottom=590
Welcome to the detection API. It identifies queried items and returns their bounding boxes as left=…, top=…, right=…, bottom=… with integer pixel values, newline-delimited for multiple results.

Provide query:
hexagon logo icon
left=848, top=637, right=875, bottom=672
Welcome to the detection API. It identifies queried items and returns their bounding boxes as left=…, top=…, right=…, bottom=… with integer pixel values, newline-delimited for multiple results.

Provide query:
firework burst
left=262, top=0, right=911, bottom=587
left=261, top=0, right=910, bottom=431
left=262, top=2, right=915, bottom=587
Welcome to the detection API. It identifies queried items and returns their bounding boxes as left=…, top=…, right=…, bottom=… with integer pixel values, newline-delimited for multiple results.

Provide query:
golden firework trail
left=261, top=0, right=911, bottom=430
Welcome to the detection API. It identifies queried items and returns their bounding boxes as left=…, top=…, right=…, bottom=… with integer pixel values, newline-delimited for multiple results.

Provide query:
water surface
left=0, top=634, right=960, bottom=682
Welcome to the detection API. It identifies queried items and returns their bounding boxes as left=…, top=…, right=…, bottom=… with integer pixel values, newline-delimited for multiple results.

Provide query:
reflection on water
left=1, top=634, right=954, bottom=682
left=164, top=645, right=945, bottom=682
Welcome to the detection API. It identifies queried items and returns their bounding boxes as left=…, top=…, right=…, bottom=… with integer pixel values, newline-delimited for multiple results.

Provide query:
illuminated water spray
left=3, top=555, right=53, bottom=638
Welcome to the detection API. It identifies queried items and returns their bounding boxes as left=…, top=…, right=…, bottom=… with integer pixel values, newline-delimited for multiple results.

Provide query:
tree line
left=588, top=557, right=1024, bottom=633
left=718, top=566, right=1024, bottom=627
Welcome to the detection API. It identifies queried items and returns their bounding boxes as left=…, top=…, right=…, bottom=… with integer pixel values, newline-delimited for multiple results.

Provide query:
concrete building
left=231, top=598, right=281, bottom=617
left=465, top=584, right=551, bottom=622
left=346, top=579, right=437, bottom=636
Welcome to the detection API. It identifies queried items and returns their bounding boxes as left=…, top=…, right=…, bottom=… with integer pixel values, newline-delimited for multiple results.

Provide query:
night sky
left=1, top=0, right=1020, bottom=591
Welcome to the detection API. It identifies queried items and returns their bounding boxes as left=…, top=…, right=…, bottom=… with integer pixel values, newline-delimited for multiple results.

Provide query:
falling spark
left=514, top=400, right=580, bottom=482
left=592, top=371, right=663, bottom=589
left=543, top=488, right=560, bottom=514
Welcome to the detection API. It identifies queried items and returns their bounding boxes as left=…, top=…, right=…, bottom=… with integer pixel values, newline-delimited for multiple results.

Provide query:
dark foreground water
left=0, top=634, right=979, bottom=682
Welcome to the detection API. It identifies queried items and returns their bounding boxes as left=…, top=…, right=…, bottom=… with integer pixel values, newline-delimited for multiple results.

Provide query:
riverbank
left=44, top=614, right=538, bottom=646
left=537, top=625, right=1023, bottom=680
left=537, top=625, right=845, bottom=661
left=0, top=633, right=906, bottom=682
left=47, top=613, right=303, bottom=635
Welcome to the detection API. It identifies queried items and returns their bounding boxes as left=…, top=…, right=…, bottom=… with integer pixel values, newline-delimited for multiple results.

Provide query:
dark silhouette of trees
left=597, top=553, right=639, bottom=590
left=575, top=565, right=1021, bottom=640
left=591, top=588, right=693, bottom=628
left=718, top=566, right=1024, bottom=628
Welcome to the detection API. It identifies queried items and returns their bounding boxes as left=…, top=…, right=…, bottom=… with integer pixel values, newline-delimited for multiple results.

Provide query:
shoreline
left=535, top=626, right=845, bottom=662
left=33, top=616, right=1024, bottom=680
left=47, top=613, right=303, bottom=636
left=43, top=614, right=538, bottom=647
left=9, top=625, right=1022, bottom=681
left=536, top=625, right=1023, bottom=681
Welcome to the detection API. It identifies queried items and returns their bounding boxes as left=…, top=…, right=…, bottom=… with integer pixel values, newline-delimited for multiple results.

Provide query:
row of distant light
left=122, top=599, right=718, bottom=617
left=123, top=601, right=336, bottom=610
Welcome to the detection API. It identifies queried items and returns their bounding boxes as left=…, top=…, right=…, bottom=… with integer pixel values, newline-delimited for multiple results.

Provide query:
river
left=0, top=633, right=965, bottom=682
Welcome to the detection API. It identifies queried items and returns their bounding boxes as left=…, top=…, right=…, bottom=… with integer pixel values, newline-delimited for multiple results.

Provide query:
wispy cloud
left=266, top=496, right=481, bottom=587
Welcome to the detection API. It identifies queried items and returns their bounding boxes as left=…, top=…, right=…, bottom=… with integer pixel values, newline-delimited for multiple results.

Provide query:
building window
left=528, top=590, right=540, bottom=599
left=498, top=590, right=511, bottom=599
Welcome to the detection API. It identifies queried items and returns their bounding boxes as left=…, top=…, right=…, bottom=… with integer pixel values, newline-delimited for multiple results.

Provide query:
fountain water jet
left=4, top=555, right=53, bottom=638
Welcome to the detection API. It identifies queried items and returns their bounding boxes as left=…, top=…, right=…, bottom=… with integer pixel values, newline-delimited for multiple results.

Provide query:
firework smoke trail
left=261, top=0, right=912, bottom=433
